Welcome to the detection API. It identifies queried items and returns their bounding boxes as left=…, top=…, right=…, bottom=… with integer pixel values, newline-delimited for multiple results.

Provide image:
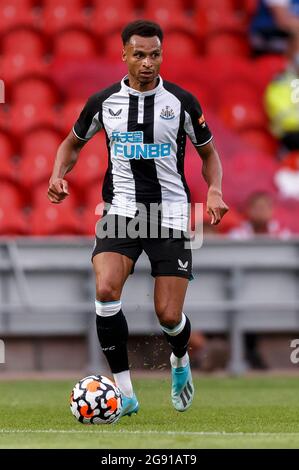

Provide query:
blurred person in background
left=250, top=0, right=299, bottom=55
left=228, top=191, right=291, bottom=239
left=264, top=34, right=299, bottom=152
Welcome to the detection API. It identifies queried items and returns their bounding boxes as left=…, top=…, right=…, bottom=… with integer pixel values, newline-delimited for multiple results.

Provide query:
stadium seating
left=0, top=0, right=297, bottom=236
left=205, top=32, right=250, bottom=57
left=30, top=184, right=82, bottom=235
left=0, top=182, right=24, bottom=209
left=0, top=55, right=48, bottom=87
left=0, top=205, right=28, bottom=235
left=90, top=3, right=136, bottom=38
left=143, top=5, right=192, bottom=34
left=41, top=0, right=86, bottom=35
left=53, top=29, right=98, bottom=59
left=2, top=27, right=45, bottom=58
left=0, top=133, right=16, bottom=183
left=9, top=102, right=58, bottom=137
left=19, top=128, right=61, bottom=188
left=161, top=32, right=198, bottom=61
left=0, top=0, right=35, bottom=34
left=59, top=98, right=86, bottom=135
left=12, top=77, right=59, bottom=106
left=240, top=129, right=279, bottom=155
left=219, top=101, right=267, bottom=133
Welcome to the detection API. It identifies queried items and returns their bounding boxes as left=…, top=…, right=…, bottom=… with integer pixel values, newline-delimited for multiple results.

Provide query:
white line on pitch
left=0, top=430, right=299, bottom=437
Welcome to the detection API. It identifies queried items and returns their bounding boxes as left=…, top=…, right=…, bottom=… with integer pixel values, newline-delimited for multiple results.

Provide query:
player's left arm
left=195, top=140, right=229, bottom=225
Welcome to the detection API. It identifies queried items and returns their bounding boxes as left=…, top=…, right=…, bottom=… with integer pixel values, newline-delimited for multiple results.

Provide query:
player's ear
left=122, top=48, right=127, bottom=62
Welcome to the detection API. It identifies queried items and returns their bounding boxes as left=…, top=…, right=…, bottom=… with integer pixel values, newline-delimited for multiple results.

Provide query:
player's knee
left=96, top=282, right=119, bottom=302
left=156, top=306, right=182, bottom=329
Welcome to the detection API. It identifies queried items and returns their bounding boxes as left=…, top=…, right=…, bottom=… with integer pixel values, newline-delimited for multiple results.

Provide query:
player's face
left=122, top=35, right=162, bottom=88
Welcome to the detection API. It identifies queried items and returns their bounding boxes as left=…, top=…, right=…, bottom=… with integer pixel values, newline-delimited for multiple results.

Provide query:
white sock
left=170, top=352, right=189, bottom=368
left=113, top=371, right=133, bottom=398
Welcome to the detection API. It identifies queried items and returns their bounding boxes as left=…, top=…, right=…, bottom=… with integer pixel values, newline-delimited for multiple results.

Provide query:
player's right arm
left=48, top=93, right=102, bottom=204
left=48, top=131, right=86, bottom=204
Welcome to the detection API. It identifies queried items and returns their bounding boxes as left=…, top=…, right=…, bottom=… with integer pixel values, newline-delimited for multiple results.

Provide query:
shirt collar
left=121, top=75, right=163, bottom=96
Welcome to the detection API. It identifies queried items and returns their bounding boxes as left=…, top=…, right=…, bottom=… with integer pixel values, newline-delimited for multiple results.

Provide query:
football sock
left=161, top=313, right=191, bottom=359
left=95, top=300, right=130, bottom=374
left=113, top=370, right=134, bottom=398
left=170, top=352, right=189, bottom=368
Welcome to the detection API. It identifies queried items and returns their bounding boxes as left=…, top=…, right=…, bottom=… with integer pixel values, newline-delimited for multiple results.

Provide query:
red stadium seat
left=143, top=7, right=193, bottom=34
left=41, top=1, right=86, bottom=35
left=195, top=0, right=247, bottom=39
left=9, top=103, right=58, bottom=137
left=12, top=77, right=59, bottom=106
left=81, top=210, right=100, bottom=236
left=144, top=0, right=185, bottom=9
left=2, top=27, right=45, bottom=58
left=93, top=0, right=134, bottom=7
left=219, top=101, right=267, bottom=132
left=0, top=132, right=14, bottom=161
left=240, top=129, right=279, bottom=156
left=19, top=129, right=61, bottom=188
left=53, top=29, right=97, bottom=59
left=162, top=33, right=198, bottom=61
left=82, top=183, right=104, bottom=235
left=30, top=184, right=82, bottom=235
left=0, top=205, right=28, bottom=235
left=223, top=150, right=279, bottom=209
left=0, top=1, right=35, bottom=34
left=44, top=0, right=85, bottom=6
left=0, top=157, right=15, bottom=183
left=105, top=33, right=123, bottom=60
left=205, top=32, right=250, bottom=57
left=59, top=98, right=86, bottom=135
left=0, top=56, right=48, bottom=86
left=254, top=55, right=288, bottom=92
left=90, top=5, right=136, bottom=37
left=86, top=183, right=104, bottom=210
left=218, top=81, right=261, bottom=109
left=0, top=132, right=16, bottom=182
left=0, top=182, right=24, bottom=209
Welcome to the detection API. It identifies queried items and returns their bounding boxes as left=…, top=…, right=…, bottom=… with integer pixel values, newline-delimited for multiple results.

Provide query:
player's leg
left=93, top=252, right=138, bottom=415
left=154, top=275, right=194, bottom=411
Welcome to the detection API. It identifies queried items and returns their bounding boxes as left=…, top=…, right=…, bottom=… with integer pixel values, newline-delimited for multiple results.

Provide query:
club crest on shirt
left=160, top=106, right=175, bottom=120
left=108, top=108, right=122, bottom=118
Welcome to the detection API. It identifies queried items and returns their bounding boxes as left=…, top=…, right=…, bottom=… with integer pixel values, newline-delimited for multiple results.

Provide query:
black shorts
left=91, top=214, right=193, bottom=280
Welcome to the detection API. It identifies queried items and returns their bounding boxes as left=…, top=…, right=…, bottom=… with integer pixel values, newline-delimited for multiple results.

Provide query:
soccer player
left=48, top=20, right=228, bottom=417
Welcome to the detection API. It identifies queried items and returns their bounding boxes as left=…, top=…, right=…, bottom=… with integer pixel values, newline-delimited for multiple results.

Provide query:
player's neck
left=127, top=75, right=158, bottom=92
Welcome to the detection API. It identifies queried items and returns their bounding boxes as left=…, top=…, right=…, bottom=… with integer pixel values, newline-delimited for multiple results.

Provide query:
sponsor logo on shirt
left=108, top=108, right=122, bottom=119
left=111, top=131, right=171, bottom=159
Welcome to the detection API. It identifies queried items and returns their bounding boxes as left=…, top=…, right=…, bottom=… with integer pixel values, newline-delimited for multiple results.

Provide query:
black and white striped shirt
left=73, top=75, right=213, bottom=230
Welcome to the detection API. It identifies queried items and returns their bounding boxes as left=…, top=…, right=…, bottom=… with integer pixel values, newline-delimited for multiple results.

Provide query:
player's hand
left=47, top=178, right=69, bottom=204
left=206, top=188, right=229, bottom=225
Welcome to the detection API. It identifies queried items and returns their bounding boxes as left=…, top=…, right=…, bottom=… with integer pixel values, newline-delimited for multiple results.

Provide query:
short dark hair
left=121, top=20, right=163, bottom=45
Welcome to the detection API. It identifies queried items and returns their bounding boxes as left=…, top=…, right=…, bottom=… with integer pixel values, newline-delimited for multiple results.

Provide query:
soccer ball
left=70, top=375, right=122, bottom=424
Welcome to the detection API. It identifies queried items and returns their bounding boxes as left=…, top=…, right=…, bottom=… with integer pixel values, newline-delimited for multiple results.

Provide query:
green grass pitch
left=0, top=376, right=299, bottom=449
